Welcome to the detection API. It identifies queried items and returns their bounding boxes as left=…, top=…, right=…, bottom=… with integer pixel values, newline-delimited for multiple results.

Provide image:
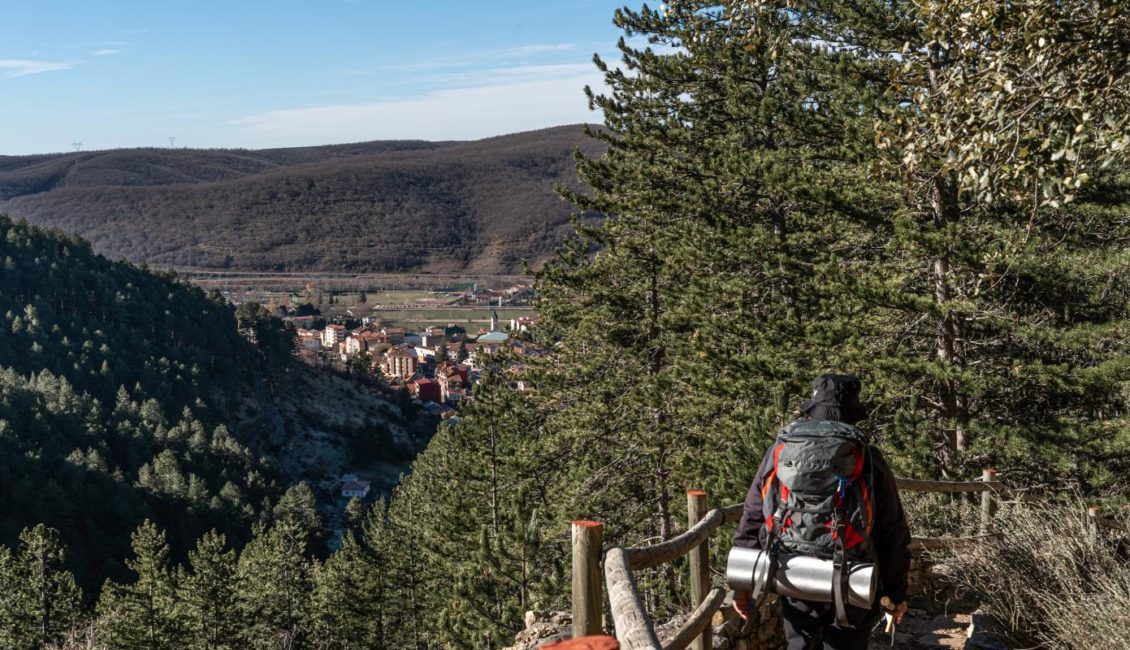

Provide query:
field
left=368, top=308, right=533, bottom=331
left=178, top=271, right=537, bottom=331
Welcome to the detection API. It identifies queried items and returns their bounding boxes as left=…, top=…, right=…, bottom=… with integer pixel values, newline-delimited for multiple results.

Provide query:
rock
left=535, top=631, right=574, bottom=647
left=505, top=611, right=574, bottom=650
left=964, top=609, right=1012, bottom=650
left=526, top=611, right=544, bottom=628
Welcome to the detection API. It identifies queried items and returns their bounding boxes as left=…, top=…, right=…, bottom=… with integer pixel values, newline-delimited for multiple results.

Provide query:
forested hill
left=0, top=215, right=422, bottom=595
left=0, top=214, right=283, bottom=589
left=0, top=125, right=603, bottom=273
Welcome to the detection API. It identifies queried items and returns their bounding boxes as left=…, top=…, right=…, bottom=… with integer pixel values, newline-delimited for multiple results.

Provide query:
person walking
left=731, top=374, right=911, bottom=649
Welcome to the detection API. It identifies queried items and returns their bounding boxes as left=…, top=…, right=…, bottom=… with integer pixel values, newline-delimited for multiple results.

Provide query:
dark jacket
left=732, top=428, right=912, bottom=603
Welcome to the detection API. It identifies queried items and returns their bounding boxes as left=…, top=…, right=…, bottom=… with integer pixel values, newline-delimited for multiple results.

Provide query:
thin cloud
left=92, top=49, right=122, bottom=57
left=497, top=43, right=576, bottom=56
left=382, top=60, right=474, bottom=72
left=229, top=68, right=603, bottom=146
left=425, top=63, right=595, bottom=87
left=383, top=42, right=579, bottom=73
left=0, top=59, right=74, bottom=77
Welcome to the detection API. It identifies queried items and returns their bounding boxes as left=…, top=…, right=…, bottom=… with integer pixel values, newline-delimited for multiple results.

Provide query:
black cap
left=799, top=374, right=868, bottom=425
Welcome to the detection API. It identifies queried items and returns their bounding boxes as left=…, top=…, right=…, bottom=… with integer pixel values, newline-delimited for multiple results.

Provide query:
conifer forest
left=2, top=1, right=1130, bottom=649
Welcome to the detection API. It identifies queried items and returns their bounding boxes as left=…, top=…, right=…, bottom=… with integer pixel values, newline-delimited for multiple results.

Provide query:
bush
left=900, top=491, right=982, bottom=538
left=944, top=497, right=1130, bottom=649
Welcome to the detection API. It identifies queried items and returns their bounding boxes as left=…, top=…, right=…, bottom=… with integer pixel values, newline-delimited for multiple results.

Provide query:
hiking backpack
left=757, top=419, right=878, bottom=623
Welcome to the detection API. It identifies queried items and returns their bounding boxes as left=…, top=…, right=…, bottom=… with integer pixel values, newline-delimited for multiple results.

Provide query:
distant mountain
left=0, top=125, right=603, bottom=274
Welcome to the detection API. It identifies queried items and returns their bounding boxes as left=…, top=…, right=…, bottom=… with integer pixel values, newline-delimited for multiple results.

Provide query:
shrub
left=944, top=497, right=1130, bottom=649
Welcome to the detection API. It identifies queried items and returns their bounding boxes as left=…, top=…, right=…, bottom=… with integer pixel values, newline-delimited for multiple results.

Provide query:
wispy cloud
left=229, top=66, right=603, bottom=146
left=382, top=42, right=580, bottom=74
left=92, top=49, right=122, bottom=57
left=425, top=63, right=595, bottom=87
left=381, top=60, right=474, bottom=73
left=497, top=43, right=576, bottom=56
left=0, top=59, right=74, bottom=77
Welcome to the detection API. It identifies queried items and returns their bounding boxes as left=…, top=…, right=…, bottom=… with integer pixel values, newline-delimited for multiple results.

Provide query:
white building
left=342, top=480, right=371, bottom=499
left=322, top=323, right=346, bottom=348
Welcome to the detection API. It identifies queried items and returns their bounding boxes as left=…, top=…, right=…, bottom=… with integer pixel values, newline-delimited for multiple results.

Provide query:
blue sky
left=0, top=0, right=634, bottom=155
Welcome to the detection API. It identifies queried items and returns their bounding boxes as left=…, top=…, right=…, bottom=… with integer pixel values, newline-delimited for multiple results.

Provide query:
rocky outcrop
left=505, top=611, right=573, bottom=650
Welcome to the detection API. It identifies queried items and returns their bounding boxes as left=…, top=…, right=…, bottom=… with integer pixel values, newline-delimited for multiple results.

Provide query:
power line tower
left=72, top=141, right=83, bottom=172
left=169, top=136, right=176, bottom=148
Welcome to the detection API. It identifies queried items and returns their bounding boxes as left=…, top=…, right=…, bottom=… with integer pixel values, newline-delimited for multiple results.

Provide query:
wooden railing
left=570, top=469, right=1012, bottom=650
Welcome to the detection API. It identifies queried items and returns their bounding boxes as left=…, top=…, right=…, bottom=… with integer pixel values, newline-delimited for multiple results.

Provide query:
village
left=270, top=282, right=543, bottom=503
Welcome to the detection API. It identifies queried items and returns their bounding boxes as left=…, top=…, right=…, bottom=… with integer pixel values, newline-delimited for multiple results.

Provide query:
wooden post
left=573, top=520, right=604, bottom=639
left=979, top=468, right=997, bottom=535
left=687, top=491, right=710, bottom=650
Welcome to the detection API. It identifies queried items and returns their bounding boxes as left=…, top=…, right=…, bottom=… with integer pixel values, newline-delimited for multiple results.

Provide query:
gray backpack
left=758, top=419, right=877, bottom=621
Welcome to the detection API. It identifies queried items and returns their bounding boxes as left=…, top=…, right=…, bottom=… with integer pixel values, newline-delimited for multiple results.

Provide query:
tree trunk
left=930, top=175, right=968, bottom=454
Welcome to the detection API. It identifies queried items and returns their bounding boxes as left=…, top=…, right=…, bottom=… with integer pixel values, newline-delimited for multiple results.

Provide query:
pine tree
left=0, top=525, right=83, bottom=649
left=236, top=519, right=312, bottom=650
left=179, top=530, right=242, bottom=650
left=391, top=364, right=555, bottom=647
left=308, top=533, right=379, bottom=649
left=356, top=497, right=415, bottom=650
left=95, top=520, right=180, bottom=649
left=373, top=0, right=1130, bottom=637
left=344, top=497, right=367, bottom=537
left=533, top=3, right=886, bottom=584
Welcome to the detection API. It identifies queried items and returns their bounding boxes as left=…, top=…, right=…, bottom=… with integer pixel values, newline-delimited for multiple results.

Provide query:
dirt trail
left=869, top=609, right=970, bottom=648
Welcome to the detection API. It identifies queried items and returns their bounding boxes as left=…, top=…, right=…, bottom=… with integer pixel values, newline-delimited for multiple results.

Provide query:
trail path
left=868, top=606, right=1010, bottom=649
left=869, top=610, right=969, bottom=648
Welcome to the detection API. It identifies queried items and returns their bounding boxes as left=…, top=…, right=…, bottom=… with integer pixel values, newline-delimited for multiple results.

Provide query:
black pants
left=779, top=597, right=881, bottom=650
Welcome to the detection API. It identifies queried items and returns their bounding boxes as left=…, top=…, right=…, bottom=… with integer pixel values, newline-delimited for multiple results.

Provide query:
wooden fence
left=570, top=469, right=1013, bottom=650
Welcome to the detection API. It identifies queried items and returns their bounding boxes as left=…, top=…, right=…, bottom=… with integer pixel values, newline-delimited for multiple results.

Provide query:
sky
left=0, top=0, right=635, bottom=155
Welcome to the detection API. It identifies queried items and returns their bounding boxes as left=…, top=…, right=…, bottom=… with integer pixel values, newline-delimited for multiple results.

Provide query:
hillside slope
left=0, top=216, right=428, bottom=591
left=0, top=125, right=603, bottom=274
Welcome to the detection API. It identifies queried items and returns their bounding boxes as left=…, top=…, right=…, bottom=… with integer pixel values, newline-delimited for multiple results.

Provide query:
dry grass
left=942, top=497, right=1130, bottom=649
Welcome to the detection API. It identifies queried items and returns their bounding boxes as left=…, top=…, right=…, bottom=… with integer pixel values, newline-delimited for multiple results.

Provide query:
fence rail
left=573, top=469, right=1017, bottom=650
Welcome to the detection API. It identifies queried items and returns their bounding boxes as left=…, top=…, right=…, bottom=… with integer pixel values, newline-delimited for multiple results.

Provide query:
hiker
left=731, top=374, right=911, bottom=650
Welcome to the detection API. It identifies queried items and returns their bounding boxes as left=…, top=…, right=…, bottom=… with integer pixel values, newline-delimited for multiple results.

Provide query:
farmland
left=175, top=270, right=536, bottom=329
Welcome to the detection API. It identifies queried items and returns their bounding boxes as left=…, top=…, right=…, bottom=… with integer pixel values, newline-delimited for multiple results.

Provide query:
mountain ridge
left=0, top=125, right=603, bottom=274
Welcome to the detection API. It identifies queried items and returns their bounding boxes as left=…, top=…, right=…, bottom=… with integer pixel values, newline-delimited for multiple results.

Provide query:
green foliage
left=95, top=520, right=180, bottom=649
left=886, top=0, right=1130, bottom=207
left=382, top=1, right=1130, bottom=644
left=391, top=365, right=561, bottom=646
left=0, top=524, right=82, bottom=649
left=178, top=530, right=243, bottom=650
left=0, top=215, right=289, bottom=592
left=3, top=3, right=1130, bottom=648
left=269, top=482, right=323, bottom=549
left=309, top=534, right=381, bottom=649
left=236, top=520, right=312, bottom=649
